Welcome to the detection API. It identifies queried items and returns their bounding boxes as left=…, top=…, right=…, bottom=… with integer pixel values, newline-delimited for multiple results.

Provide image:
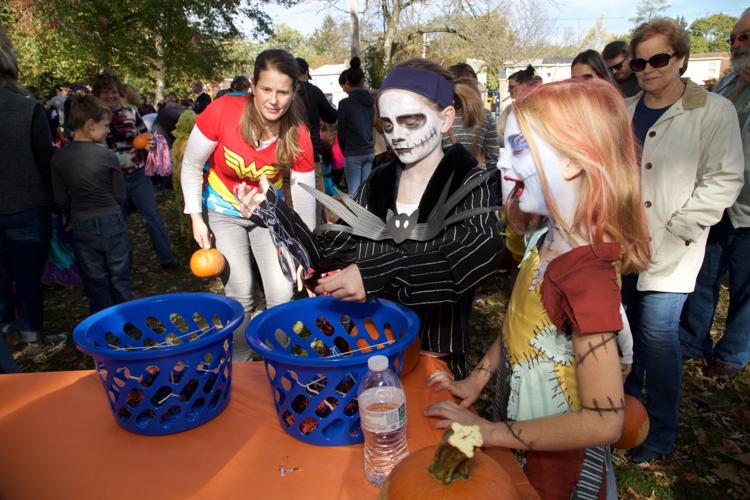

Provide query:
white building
left=683, top=52, right=730, bottom=86
left=310, top=63, right=348, bottom=107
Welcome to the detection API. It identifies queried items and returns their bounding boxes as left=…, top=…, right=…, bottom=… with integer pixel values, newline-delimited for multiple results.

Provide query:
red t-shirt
left=195, top=94, right=313, bottom=215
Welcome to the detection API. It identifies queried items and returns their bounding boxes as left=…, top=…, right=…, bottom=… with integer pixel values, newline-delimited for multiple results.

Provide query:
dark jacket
left=0, top=86, right=54, bottom=215
left=298, top=81, right=337, bottom=162
left=337, top=89, right=374, bottom=157
left=193, top=92, right=212, bottom=114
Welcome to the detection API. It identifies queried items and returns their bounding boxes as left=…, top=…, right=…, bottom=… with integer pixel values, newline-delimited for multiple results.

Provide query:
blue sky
left=257, top=0, right=744, bottom=41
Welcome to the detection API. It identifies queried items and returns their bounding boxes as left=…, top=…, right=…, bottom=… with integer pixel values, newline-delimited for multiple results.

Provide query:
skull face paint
left=378, top=90, right=443, bottom=165
left=499, top=111, right=579, bottom=219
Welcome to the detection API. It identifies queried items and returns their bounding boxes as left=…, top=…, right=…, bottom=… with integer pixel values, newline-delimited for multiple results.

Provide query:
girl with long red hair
left=426, top=78, right=651, bottom=499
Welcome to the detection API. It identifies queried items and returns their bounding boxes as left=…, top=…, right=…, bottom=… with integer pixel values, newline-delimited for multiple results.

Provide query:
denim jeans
left=624, top=289, right=688, bottom=455
left=73, top=213, right=133, bottom=313
left=679, top=214, right=750, bottom=368
left=0, top=206, right=51, bottom=342
left=344, top=153, right=374, bottom=195
left=123, top=168, right=174, bottom=265
left=208, top=211, right=294, bottom=361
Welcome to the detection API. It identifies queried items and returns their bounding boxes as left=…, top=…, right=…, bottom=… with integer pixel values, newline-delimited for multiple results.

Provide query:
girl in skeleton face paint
left=425, top=78, right=652, bottom=499
left=236, top=58, right=502, bottom=378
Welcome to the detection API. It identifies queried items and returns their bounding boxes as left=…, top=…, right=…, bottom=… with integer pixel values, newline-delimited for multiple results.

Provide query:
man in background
left=602, top=40, right=641, bottom=97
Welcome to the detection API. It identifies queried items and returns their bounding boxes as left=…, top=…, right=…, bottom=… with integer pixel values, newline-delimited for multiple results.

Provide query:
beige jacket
left=626, top=79, right=744, bottom=293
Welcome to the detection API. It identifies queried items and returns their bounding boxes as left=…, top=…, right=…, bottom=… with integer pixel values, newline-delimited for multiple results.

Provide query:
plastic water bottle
left=357, top=354, right=409, bottom=488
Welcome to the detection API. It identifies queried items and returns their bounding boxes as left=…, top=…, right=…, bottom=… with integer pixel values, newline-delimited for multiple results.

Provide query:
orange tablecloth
left=0, top=355, right=538, bottom=499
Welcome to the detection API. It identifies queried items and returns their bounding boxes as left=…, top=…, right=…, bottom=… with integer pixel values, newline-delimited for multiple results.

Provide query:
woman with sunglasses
left=180, top=49, right=316, bottom=361
left=621, top=18, right=744, bottom=464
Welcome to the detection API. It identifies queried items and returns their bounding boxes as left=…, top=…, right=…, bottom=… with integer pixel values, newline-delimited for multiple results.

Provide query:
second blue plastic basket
left=73, top=293, right=244, bottom=435
left=246, top=297, right=419, bottom=446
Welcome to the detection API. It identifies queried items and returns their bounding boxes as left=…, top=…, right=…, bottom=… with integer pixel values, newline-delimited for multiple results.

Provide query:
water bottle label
left=358, top=387, right=407, bottom=433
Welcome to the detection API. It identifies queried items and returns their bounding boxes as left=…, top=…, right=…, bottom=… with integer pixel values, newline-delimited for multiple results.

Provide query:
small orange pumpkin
left=612, top=394, right=650, bottom=449
left=132, top=132, right=151, bottom=150
left=190, top=248, right=225, bottom=278
left=380, top=424, right=520, bottom=500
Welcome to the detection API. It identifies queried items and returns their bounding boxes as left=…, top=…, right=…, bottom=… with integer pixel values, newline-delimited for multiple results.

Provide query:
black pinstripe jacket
left=272, top=144, right=502, bottom=363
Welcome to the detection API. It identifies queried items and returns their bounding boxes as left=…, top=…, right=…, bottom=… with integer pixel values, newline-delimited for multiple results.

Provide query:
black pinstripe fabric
left=269, top=145, right=502, bottom=377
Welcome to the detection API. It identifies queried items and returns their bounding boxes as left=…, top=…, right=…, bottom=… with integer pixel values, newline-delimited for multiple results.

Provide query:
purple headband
left=379, top=67, right=454, bottom=107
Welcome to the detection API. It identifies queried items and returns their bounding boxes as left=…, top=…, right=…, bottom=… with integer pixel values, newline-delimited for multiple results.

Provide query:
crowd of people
left=0, top=10, right=749, bottom=498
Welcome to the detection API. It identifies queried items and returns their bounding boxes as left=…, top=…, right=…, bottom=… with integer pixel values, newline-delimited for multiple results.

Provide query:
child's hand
left=424, top=400, right=495, bottom=443
left=621, top=363, right=632, bottom=381
left=425, top=369, right=488, bottom=409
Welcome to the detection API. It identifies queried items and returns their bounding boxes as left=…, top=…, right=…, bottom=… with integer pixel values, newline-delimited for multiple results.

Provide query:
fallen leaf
left=722, top=438, right=742, bottom=454
left=682, top=472, right=700, bottom=485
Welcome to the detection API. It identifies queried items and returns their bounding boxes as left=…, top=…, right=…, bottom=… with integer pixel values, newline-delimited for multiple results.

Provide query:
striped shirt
left=442, top=109, right=501, bottom=170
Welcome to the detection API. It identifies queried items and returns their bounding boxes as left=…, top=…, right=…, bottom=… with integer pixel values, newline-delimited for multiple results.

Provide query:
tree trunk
left=153, top=33, right=165, bottom=105
left=154, top=57, right=165, bottom=106
left=350, top=0, right=360, bottom=59
left=382, top=0, right=402, bottom=67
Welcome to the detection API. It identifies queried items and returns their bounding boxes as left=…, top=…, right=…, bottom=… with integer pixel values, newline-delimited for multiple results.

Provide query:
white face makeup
left=498, top=111, right=579, bottom=221
left=378, top=90, right=443, bottom=165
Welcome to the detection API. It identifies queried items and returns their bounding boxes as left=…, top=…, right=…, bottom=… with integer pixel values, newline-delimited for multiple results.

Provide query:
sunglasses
left=728, top=32, right=750, bottom=45
left=630, top=53, right=676, bottom=72
left=608, top=61, right=625, bottom=71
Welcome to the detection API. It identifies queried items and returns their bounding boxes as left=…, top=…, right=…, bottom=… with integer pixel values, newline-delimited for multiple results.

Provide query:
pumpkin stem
left=428, top=422, right=483, bottom=485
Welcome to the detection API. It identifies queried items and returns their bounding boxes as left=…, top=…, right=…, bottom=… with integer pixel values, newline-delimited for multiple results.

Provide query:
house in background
left=310, top=63, right=348, bottom=107
left=683, top=52, right=730, bottom=87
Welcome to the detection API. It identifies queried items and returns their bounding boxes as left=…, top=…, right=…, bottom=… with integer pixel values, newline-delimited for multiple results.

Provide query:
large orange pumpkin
left=190, top=248, right=225, bottom=278
left=612, top=394, right=650, bottom=449
left=380, top=424, right=520, bottom=500
left=132, top=132, right=151, bottom=150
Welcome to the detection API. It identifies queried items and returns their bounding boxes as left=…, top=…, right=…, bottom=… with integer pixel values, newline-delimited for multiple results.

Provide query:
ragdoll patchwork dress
left=494, top=228, right=624, bottom=500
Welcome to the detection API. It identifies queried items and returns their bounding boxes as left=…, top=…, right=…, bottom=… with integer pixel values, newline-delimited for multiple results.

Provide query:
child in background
left=319, top=122, right=343, bottom=196
left=51, top=95, right=132, bottom=313
left=170, top=109, right=197, bottom=245
left=425, top=79, right=651, bottom=498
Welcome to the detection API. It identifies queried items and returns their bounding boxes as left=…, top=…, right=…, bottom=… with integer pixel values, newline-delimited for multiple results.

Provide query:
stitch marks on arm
left=581, top=396, right=625, bottom=417
left=575, top=333, right=617, bottom=367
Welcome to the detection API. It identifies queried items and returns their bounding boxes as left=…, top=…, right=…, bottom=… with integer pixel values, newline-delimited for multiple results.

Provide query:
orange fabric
left=0, top=355, right=538, bottom=500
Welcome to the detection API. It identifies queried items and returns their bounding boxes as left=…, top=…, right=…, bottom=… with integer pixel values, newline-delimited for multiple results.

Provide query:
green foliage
left=689, top=13, right=737, bottom=53
left=629, top=0, right=671, bottom=28
left=308, top=15, right=350, bottom=65
left=362, top=43, right=388, bottom=89
left=3, top=0, right=286, bottom=100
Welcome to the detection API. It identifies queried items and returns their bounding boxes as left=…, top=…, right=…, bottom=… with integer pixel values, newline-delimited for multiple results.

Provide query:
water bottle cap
left=367, top=355, right=389, bottom=372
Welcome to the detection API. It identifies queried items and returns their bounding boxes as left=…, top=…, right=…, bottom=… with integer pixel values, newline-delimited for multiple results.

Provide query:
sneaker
left=703, top=361, right=741, bottom=382
left=18, top=334, right=67, bottom=358
left=628, top=445, right=667, bottom=465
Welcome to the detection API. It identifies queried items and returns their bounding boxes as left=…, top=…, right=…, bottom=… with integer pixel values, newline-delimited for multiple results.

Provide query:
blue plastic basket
left=73, top=293, right=244, bottom=435
left=246, top=297, right=419, bottom=446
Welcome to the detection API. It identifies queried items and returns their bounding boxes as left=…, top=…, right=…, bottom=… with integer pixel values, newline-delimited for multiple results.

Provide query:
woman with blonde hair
left=426, top=78, right=651, bottom=498
left=181, top=49, right=316, bottom=361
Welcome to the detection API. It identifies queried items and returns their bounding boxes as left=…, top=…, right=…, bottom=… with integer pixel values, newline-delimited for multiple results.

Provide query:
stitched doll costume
left=424, top=79, right=652, bottom=500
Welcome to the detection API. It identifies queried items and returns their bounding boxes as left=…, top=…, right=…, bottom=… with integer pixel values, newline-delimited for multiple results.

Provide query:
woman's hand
left=314, top=264, right=366, bottom=302
left=190, top=214, right=212, bottom=249
left=426, top=369, right=489, bottom=409
left=235, top=174, right=271, bottom=218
